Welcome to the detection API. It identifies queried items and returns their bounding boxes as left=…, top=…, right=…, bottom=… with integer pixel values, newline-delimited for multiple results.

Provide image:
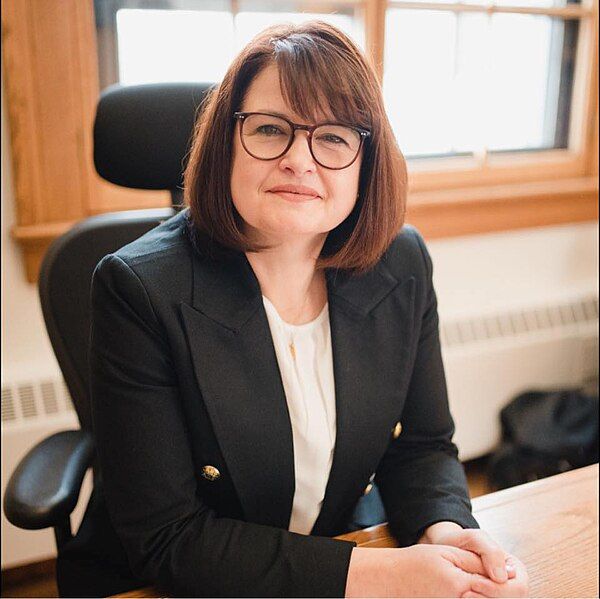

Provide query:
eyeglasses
left=233, top=112, right=370, bottom=170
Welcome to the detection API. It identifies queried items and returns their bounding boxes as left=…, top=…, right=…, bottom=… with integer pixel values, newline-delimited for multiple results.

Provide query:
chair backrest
left=39, top=209, right=175, bottom=430
left=93, top=81, right=214, bottom=207
left=40, top=81, right=213, bottom=429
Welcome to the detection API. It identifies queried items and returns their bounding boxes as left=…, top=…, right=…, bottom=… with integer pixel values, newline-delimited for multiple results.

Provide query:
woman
left=88, top=21, right=528, bottom=598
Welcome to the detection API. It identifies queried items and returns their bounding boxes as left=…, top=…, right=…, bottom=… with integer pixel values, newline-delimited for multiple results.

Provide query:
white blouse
left=262, top=295, right=337, bottom=535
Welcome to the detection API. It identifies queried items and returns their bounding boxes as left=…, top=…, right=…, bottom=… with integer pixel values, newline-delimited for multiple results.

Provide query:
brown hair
left=184, top=21, right=407, bottom=273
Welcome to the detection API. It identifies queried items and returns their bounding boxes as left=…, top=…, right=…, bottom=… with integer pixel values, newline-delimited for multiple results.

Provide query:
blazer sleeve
left=374, top=230, right=479, bottom=546
left=90, top=254, right=355, bottom=598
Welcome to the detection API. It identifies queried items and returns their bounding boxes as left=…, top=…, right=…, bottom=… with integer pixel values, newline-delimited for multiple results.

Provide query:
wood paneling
left=90, top=183, right=170, bottom=216
left=2, top=0, right=98, bottom=282
left=2, top=0, right=97, bottom=224
left=1, top=0, right=170, bottom=282
left=588, top=2, right=599, bottom=176
left=362, top=0, right=386, bottom=82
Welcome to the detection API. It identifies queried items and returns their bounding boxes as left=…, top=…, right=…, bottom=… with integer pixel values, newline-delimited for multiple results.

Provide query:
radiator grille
left=440, top=295, right=598, bottom=348
left=17, top=384, right=37, bottom=418
left=1, top=378, right=73, bottom=423
left=40, top=380, right=59, bottom=414
left=1, top=386, right=16, bottom=422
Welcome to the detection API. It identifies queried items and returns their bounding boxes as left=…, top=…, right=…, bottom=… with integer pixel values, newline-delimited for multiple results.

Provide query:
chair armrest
left=3, top=430, right=94, bottom=530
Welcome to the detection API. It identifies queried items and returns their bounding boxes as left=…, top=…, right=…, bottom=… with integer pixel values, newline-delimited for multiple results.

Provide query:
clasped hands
left=345, top=522, right=529, bottom=597
left=419, top=521, right=529, bottom=598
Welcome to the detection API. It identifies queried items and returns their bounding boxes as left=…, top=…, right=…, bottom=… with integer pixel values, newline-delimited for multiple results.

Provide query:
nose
left=278, top=131, right=317, bottom=175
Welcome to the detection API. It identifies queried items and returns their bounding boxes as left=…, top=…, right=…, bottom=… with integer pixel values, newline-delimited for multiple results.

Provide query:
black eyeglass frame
left=233, top=111, right=371, bottom=170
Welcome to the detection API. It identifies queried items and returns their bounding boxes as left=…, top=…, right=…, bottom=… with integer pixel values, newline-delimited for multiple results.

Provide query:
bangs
left=272, top=33, right=372, bottom=129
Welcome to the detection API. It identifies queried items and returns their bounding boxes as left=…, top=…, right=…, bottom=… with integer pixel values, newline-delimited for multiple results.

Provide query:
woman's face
left=230, top=63, right=362, bottom=245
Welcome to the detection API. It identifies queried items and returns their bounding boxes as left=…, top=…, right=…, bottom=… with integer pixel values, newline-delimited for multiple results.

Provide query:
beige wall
left=429, top=222, right=598, bottom=322
left=1, top=72, right=60, bottom=385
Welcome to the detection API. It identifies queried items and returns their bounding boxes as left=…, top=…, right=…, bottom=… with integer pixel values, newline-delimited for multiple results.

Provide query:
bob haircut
left=184, top=21, right=407, bottom=273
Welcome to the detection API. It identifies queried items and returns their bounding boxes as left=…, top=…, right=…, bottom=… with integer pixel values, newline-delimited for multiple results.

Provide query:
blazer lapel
left=180, top=250, right=295, bottom=529
left=312, top=264, right=416, bottom=535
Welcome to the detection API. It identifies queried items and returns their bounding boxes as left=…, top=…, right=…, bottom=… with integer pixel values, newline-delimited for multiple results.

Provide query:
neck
left=245, top=233, right=328, bottom=325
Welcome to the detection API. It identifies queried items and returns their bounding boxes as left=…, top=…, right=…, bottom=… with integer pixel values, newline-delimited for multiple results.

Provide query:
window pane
left=493, top=0, right=580, bottom=9
left=383, top=8, right=577, bottom=158
left=388, top=0, right=457, bottom=5
left=116, top=9, right=235, bottom=85
left=234, top=0, right=363, bottom=49
left=384, top=9, right=486, bottom=158
left=234, top=12, right=362, bottom=52
left=488, top=14, right=577, bottom=152
left=96, top=0, right=363, bottom=90
left=390, top=0, right=580, bottom=7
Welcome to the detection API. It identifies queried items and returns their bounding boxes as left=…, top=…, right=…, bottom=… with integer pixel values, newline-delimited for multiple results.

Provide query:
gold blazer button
left=201, top=465, right=220, bottom=481
left=392, top=421, right=402, bottom=439
left=363, top=482, right=374, bottom=496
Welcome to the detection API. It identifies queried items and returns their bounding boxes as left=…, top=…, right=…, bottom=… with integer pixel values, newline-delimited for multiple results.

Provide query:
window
left=384, top=10, right=577, bottom=159
left=94, top=0, right=596, bottom=183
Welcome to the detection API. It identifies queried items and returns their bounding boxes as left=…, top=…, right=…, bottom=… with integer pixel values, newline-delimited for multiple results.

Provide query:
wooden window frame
left=2, top=0, right=597, bottom=282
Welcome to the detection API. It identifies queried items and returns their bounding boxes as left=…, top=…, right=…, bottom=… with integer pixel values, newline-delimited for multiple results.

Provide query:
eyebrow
left=253, top=109, right=335, bottom=123
left=254, top=109, right=292, bottom=119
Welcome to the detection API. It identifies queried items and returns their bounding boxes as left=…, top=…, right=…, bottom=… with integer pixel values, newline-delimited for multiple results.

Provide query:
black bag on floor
left=488, top=388, right=599, bottom=490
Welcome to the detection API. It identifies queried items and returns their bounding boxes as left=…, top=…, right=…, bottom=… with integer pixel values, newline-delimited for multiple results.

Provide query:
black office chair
left=3, top=82, right=212, bottom=593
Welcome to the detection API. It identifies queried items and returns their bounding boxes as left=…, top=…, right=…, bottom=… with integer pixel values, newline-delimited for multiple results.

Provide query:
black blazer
left=81, top=209, right=477, bottom=597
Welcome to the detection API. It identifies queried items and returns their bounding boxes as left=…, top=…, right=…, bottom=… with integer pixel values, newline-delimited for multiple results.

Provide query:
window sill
left=406, top=176, right=599, bottom=239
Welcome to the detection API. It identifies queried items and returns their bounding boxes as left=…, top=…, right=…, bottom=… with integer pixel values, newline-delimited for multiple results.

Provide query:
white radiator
left=1, top=292, right=598, bottom=567
left=443, top=293, right=599, bottom=460
left=1, top=379, right=92, bottom=569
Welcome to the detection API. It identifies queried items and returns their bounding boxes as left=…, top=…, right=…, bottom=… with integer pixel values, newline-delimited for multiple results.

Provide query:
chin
left=269, top=224, right=321, bottom=237
left=258, top=218, right=328, bottom=239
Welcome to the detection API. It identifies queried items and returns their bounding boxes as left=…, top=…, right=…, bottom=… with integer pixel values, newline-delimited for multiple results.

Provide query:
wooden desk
left=114, top=464, right=599, bottom=598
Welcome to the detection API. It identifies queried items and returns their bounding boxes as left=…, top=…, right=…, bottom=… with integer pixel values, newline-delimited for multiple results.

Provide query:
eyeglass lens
left=240, top=113, right=362, bottom=169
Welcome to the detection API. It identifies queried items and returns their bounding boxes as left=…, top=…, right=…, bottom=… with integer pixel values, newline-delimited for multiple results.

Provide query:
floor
left=0, top=458, right=493, bottom=598
left=1, top=559, right=58, bottom=599
left=465, top=455, right=494, bottom=498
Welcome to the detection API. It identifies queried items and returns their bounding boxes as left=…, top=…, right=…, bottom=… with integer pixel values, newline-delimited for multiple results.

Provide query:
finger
left=505, top=555, right=528, bottom=582
left=469, top=573, right=507, bottom=598
left=506, top=555, right=530, bottom=587
left=462, top=532, right=509, bottom=583
left=507, top=561, right=517, bottom=579
left=482, top=548, right=509, bottom=583
left=470, top=573, right=529, bottom=598
left=461, top=593, right=487, bottom=598
left=445, top=547, right=487, bottom=576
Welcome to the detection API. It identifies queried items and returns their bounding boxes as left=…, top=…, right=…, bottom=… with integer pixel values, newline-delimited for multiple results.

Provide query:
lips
left=268, top=184, right=321, bottom=198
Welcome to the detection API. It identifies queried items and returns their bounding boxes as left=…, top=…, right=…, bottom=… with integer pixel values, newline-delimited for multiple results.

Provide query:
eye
left=255, top=124, right=286, bottom=136
left=319, top=133, right=348, bottom=146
